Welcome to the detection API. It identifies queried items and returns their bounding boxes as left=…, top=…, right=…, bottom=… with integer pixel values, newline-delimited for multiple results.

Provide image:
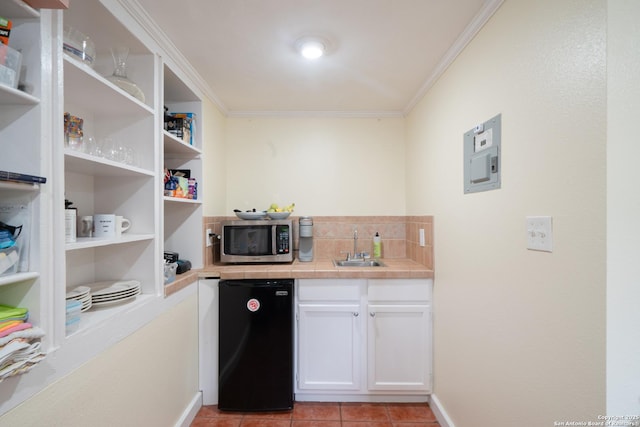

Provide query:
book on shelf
left=0, top=171, right=47, bottom=185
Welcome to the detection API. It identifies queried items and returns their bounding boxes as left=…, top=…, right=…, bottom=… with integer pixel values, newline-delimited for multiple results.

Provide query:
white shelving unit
left=60, top=0, right=160, bottom=336
left=1, top=0, right=206, bottom=416
left=162, top=63, right=203, bottom=271
left=0, top=0, right=46, bottom=339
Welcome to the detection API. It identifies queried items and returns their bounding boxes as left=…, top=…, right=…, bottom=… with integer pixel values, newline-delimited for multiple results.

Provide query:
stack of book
left=0, top=170, right=46, bottom=185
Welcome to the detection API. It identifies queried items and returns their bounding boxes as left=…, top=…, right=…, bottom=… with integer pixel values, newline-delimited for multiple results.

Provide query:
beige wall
left=406, top=0, right=606, bottom=425
left=202, top=98, right=227, bottom=216
left=607, top=0, right=640, bottom=414
left=0, top=294, right=199, bottom=427
left=224, top=117, right=406, bottom=216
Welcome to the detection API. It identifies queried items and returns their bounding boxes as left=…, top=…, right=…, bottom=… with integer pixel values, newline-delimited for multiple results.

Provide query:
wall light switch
left=419, top=228, right=425, bottom=247
left=526, top=216, right=553, bottom=252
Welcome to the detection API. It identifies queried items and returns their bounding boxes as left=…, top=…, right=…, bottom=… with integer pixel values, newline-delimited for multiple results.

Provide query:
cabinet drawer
left=368, top=279, right=432, bottom=302
left=297, top=279, right=364, bottom=301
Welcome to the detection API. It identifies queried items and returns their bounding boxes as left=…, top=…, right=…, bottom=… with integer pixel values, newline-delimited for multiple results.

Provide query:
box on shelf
left=164, top=175, right=188, bottom=198
left=188, top=178, right=197, bottom=200
left=164, top=112, right=196, bottom=145
left=164, top=169, right=197, bottom=199
left=0, top=43, right=22, bottom=89
left=0, top=16, right=11, bottom=45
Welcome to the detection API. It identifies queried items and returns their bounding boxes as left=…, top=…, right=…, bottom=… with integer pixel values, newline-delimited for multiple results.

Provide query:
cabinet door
left=297, top=303, right=362, bottom=391
left=367, top=304, right=431, bottom=392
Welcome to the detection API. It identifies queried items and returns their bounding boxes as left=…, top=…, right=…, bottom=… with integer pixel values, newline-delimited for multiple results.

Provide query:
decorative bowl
left=63, top=27, right=96, bottom=67
left=235, top=211, right=267, bottom=220
left=266, top=212, right=291, bottom=220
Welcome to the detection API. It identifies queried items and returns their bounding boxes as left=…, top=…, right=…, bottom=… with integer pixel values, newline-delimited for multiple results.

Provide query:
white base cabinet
left=297, top=304, right=362, bottom=391
left=367, top=304, right=431, bottom=391
left=295, top=278, right=432, bottom=401
left=296, top=279, right=364, bottom=391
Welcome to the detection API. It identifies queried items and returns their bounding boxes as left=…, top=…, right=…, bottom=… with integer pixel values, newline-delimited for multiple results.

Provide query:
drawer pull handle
left=353, top=312, right=359, bottom=317
left=370, top=312, right=375, bottom=317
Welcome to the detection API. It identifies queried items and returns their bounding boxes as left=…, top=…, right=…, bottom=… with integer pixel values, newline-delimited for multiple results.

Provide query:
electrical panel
left=464, top=114, right=501, bottom=194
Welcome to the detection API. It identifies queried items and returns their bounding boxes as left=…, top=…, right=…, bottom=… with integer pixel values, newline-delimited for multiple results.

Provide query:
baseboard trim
left=430, top=394, right=455, bottom=427
left=176, top=392, right=203, bottom=427
left=295, top=393, right=429, bottom=403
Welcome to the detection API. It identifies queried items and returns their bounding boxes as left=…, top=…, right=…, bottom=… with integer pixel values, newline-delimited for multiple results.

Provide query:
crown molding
left=119, top=0, right=229, bottom=115
left=226, top=110, right=405, bottom=119
left=403, top=0, right=505, bottom=115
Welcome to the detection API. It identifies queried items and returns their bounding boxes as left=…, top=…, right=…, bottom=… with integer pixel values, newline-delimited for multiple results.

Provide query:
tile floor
left=191, top=402, right=440, bottom=426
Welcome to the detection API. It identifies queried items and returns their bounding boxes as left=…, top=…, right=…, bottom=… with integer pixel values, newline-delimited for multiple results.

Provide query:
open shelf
left=163, top=130, right=202, bottom=157
left=64, top=150, right=154, bottom=177
left=65, top=294, right=154, bottom=338
left=0, top=84, right=40, bottom=106
left=0, top=181, right=41, bottom=192
left=0, top=272, right=39, bottom=287
left=64, top=55, right=153, bottom=117
left=65, top=233, right=155, bottom=251
left=164, top=196, right=202, bottom=205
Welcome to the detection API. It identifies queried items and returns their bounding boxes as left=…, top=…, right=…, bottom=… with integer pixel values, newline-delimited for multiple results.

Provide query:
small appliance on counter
left=220, top=219, right=293, bottom=263
left=298, top=217, right=313, bottom=262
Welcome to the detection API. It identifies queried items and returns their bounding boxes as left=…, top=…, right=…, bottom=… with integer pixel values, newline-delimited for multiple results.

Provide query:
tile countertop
left=164, top=259, right=433, bottom=297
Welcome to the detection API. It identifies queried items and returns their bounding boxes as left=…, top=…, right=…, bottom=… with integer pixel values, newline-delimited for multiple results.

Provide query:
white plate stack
left=65, top=285, right=92, bottom=312
left=86, top=280, right=141, bottom=307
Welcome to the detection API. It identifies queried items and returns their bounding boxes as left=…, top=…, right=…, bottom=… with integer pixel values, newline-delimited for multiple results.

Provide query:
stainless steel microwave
left=220, top=219, right=293, bottom=263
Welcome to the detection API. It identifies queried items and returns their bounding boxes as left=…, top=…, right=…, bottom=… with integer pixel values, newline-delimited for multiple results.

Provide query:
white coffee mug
left=93, top=214, right=116, bottom=237
left=115, top=216, right=131, bottom=237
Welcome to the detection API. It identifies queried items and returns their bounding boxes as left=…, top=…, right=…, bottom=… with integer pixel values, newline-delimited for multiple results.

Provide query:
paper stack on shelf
left=0, top=304, right=46, bottom=382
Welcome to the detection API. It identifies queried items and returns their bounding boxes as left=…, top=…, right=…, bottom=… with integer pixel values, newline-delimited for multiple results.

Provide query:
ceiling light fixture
left=296, top=37, right=327, bottom=60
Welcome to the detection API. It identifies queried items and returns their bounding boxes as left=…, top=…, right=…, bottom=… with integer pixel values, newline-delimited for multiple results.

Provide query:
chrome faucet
left=340, top=229, right=362, bottom=261
left=353, top=228, right=358, bottom=259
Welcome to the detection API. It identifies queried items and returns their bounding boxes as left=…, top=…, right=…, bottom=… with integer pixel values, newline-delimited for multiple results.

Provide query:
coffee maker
left=298, top=217, right=313, bottom=262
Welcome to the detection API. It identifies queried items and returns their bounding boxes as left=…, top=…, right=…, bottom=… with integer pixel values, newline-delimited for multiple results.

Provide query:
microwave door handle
left=272, top=225, right=277, bottom=254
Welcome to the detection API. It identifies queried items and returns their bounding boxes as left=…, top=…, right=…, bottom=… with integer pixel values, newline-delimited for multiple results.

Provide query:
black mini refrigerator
left=218, top=279, right=294, bottom=411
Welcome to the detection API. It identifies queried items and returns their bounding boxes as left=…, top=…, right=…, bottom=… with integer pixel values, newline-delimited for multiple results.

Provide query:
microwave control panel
left=276, top=225, right=290, bottom=254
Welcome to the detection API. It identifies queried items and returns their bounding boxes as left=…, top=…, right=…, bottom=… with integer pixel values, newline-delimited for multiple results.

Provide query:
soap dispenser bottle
left=373, top=232, right=381, bottom=258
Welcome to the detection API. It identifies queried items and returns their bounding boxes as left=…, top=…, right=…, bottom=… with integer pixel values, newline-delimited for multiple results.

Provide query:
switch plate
left=419, top=228, right=425, bottom=247
left=526, top=216, right=552, bottom=252
left=206, top=228, right=212, bottom=247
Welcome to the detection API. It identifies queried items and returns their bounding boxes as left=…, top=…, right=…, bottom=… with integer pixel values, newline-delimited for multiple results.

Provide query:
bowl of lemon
left=266, top=203, right=295, bottom=219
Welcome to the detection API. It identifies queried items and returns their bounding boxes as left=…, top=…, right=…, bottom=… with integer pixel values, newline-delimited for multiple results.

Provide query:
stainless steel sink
left=333, top=259, right=386, bottom=267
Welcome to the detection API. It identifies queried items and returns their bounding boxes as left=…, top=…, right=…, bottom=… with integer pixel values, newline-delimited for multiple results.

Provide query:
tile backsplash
left=203, top=215, right=433, bottom=270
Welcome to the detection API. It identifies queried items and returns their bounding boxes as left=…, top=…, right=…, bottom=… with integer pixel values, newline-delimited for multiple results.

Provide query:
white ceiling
left=134, top=0, right=499, bottom=116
